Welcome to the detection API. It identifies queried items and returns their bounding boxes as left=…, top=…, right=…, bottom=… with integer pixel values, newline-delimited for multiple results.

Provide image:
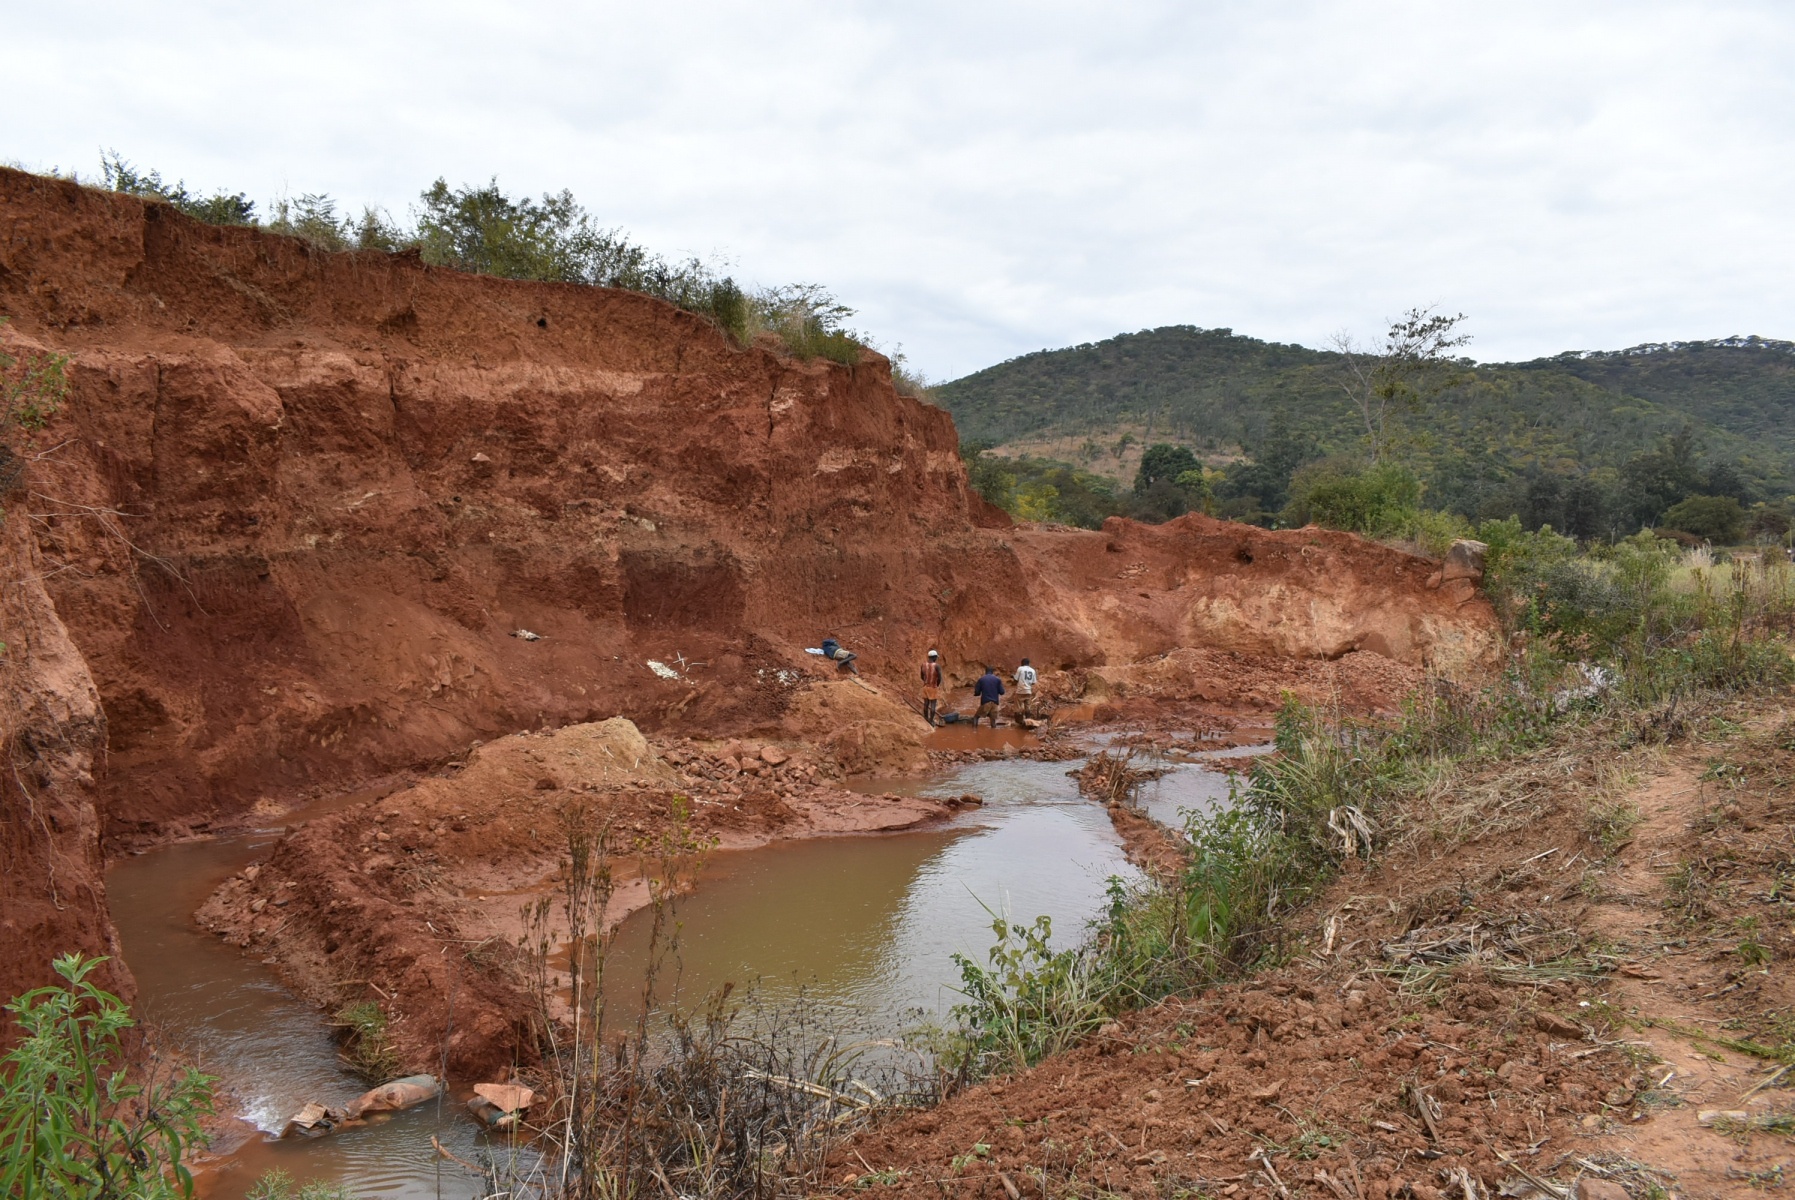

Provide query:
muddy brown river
left=108, top=742, right=1261, bottom=1199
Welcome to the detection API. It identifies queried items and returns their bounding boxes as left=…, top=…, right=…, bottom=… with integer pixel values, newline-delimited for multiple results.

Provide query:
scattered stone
left=279, top=1101, right=337, bottom=1139
left=1441, top=538, right=1487, bottom=583
left=242, top=864, right=261, bottom=882
left=1575, top=1180, right=1629, bottom=1200
left=760, top=745, right=789, bottom=766
left=1534, top=1011, right=1585, bottom=1039
left=1697, top=1109, right=1749, bottom=1128
left=468, top=1082, right=536, bottom=1129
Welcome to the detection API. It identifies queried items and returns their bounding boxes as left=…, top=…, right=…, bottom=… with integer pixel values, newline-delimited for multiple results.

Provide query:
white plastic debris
left=512, top=629, right=542, bottom=641
left=647, top=660, right=681, bottom=680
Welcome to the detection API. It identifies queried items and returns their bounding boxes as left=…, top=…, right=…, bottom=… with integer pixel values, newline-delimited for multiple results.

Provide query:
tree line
left=94, top=153, right=928, bottom=382
left=943, top=313, right=1794, bottom=547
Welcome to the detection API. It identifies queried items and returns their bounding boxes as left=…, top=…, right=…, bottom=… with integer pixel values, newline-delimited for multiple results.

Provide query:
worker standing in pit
left=1014, top=657, right=1037, bottom=720
left=972, top=665, right=1005, bottom=728
left=920, top=649, right=943, bottom=726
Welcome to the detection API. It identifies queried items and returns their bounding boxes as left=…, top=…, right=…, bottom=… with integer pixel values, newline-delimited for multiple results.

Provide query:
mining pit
left=1, top=168, right=1517, bottom=1198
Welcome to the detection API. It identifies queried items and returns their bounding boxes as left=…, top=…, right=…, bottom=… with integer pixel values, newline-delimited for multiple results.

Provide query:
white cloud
left=5, top=0, right=1791, bottom=379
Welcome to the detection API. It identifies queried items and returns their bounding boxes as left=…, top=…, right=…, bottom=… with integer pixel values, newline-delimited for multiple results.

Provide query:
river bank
left=116, top=688, right=1286, bottom=1198
left=835, top=693, right=1795, bottom=1200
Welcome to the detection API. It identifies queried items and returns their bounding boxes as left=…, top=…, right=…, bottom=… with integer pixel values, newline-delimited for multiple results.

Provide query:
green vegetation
left=0, top=955, right=214, bottom=1200
left=938, top=324, right=1795, bottom=541
left=93, top=155, right=869, bottom=366
left=329, top=1001, right=399, bottom=1082
left=1, top=314, right=69, bottom=519
left=244, top=1170, right=355, bottom=1200
left=947, top=535, right=1794, bottom=1081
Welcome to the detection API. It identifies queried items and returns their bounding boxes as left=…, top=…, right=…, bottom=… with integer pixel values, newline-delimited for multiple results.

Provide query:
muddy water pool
left=108, top=824, right=519, bottom=1200
left=109, top=756, right=1156, bottom=1199
left=1131, top=743, right=1272, bottom=830
left=603, top=758, right=1141, bottom=1028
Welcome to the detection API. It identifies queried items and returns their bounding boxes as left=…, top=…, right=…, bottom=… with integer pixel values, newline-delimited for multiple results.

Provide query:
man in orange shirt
left=919, top=649, right=943, bottom=726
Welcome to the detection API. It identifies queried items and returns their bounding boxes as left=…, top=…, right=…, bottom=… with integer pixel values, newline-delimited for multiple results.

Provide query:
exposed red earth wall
left=0, top=167, right=1498, bottom=1031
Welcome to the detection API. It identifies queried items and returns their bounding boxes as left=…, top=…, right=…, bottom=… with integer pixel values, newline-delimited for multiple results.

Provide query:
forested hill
left=933, top=326, right=1795, bottom=528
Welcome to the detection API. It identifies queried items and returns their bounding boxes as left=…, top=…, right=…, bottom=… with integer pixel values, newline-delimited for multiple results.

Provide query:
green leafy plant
left=948, top=910, right=1111, bottom=1076
left=0, top=954, right=214, bottom=1200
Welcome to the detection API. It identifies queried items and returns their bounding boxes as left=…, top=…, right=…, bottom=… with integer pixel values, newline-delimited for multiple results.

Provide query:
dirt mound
left=847, top=967, right=1632, bottom=1200
left=1061, top=644, right=1431, bottom=716
left=783, top=677, right=932, bottom=774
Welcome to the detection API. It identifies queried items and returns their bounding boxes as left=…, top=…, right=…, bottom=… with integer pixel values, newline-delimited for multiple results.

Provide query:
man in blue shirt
left=973, top=666, right=1005, bottom=728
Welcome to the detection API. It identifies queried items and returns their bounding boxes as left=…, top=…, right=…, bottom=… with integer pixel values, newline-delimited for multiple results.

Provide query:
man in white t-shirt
left=1014, top=657, right=1038, bottom=720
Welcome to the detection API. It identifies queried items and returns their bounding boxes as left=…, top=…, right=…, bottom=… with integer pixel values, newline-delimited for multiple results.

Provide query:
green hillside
left=934, top=327, right=1795, bottom=539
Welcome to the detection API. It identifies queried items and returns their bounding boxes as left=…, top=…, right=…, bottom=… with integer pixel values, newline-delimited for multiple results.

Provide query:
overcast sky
left=6, top=1, right=1792, bottom=380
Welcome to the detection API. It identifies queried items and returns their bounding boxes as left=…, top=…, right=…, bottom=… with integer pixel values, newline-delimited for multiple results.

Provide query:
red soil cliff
left=0, top=167, right=1498, bottom=1024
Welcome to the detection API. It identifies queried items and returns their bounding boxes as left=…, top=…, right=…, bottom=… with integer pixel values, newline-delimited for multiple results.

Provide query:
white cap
left=927, top=649, right=939, bottom=658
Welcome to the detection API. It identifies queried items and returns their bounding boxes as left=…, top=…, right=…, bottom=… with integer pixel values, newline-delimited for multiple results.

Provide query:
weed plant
left=0, top=955, right=214, bottom=1200
left=328, top=1000, right=400, bottom=1082
left=0, top=315, right=68, bottom=534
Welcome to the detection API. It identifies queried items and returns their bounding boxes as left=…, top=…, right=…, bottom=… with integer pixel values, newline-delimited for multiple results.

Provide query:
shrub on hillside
left=1662, top=494, right=1746, bottom=544
left=1280, top=459, right=1423, bottom=537
left=92, top=158, right=874, bottom=362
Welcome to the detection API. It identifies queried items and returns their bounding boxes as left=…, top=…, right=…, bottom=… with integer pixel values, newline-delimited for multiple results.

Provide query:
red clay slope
left=0, top=167, right=1499, bottom=1017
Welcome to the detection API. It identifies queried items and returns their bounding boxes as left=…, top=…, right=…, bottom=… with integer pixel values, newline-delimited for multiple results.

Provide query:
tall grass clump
left=0, top=955, right=214, bottom=1200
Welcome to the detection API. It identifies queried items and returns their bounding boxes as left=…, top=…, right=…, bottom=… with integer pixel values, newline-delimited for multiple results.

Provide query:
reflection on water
left=1129, top=745, right=1273, bottom=831
left=606, top=759, right=1140, bottom=1033
left=110, top=757, right=1142, bottom=1198
left=108, top=830, right=500, bottom=1200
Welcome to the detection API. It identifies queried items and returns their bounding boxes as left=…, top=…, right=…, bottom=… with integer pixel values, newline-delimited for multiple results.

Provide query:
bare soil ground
left=834, top=691, right=1795, bottom=1200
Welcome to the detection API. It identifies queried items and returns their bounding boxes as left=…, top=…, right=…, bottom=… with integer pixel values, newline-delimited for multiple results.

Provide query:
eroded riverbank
left=113, top=721, right=1240, bottom=1199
